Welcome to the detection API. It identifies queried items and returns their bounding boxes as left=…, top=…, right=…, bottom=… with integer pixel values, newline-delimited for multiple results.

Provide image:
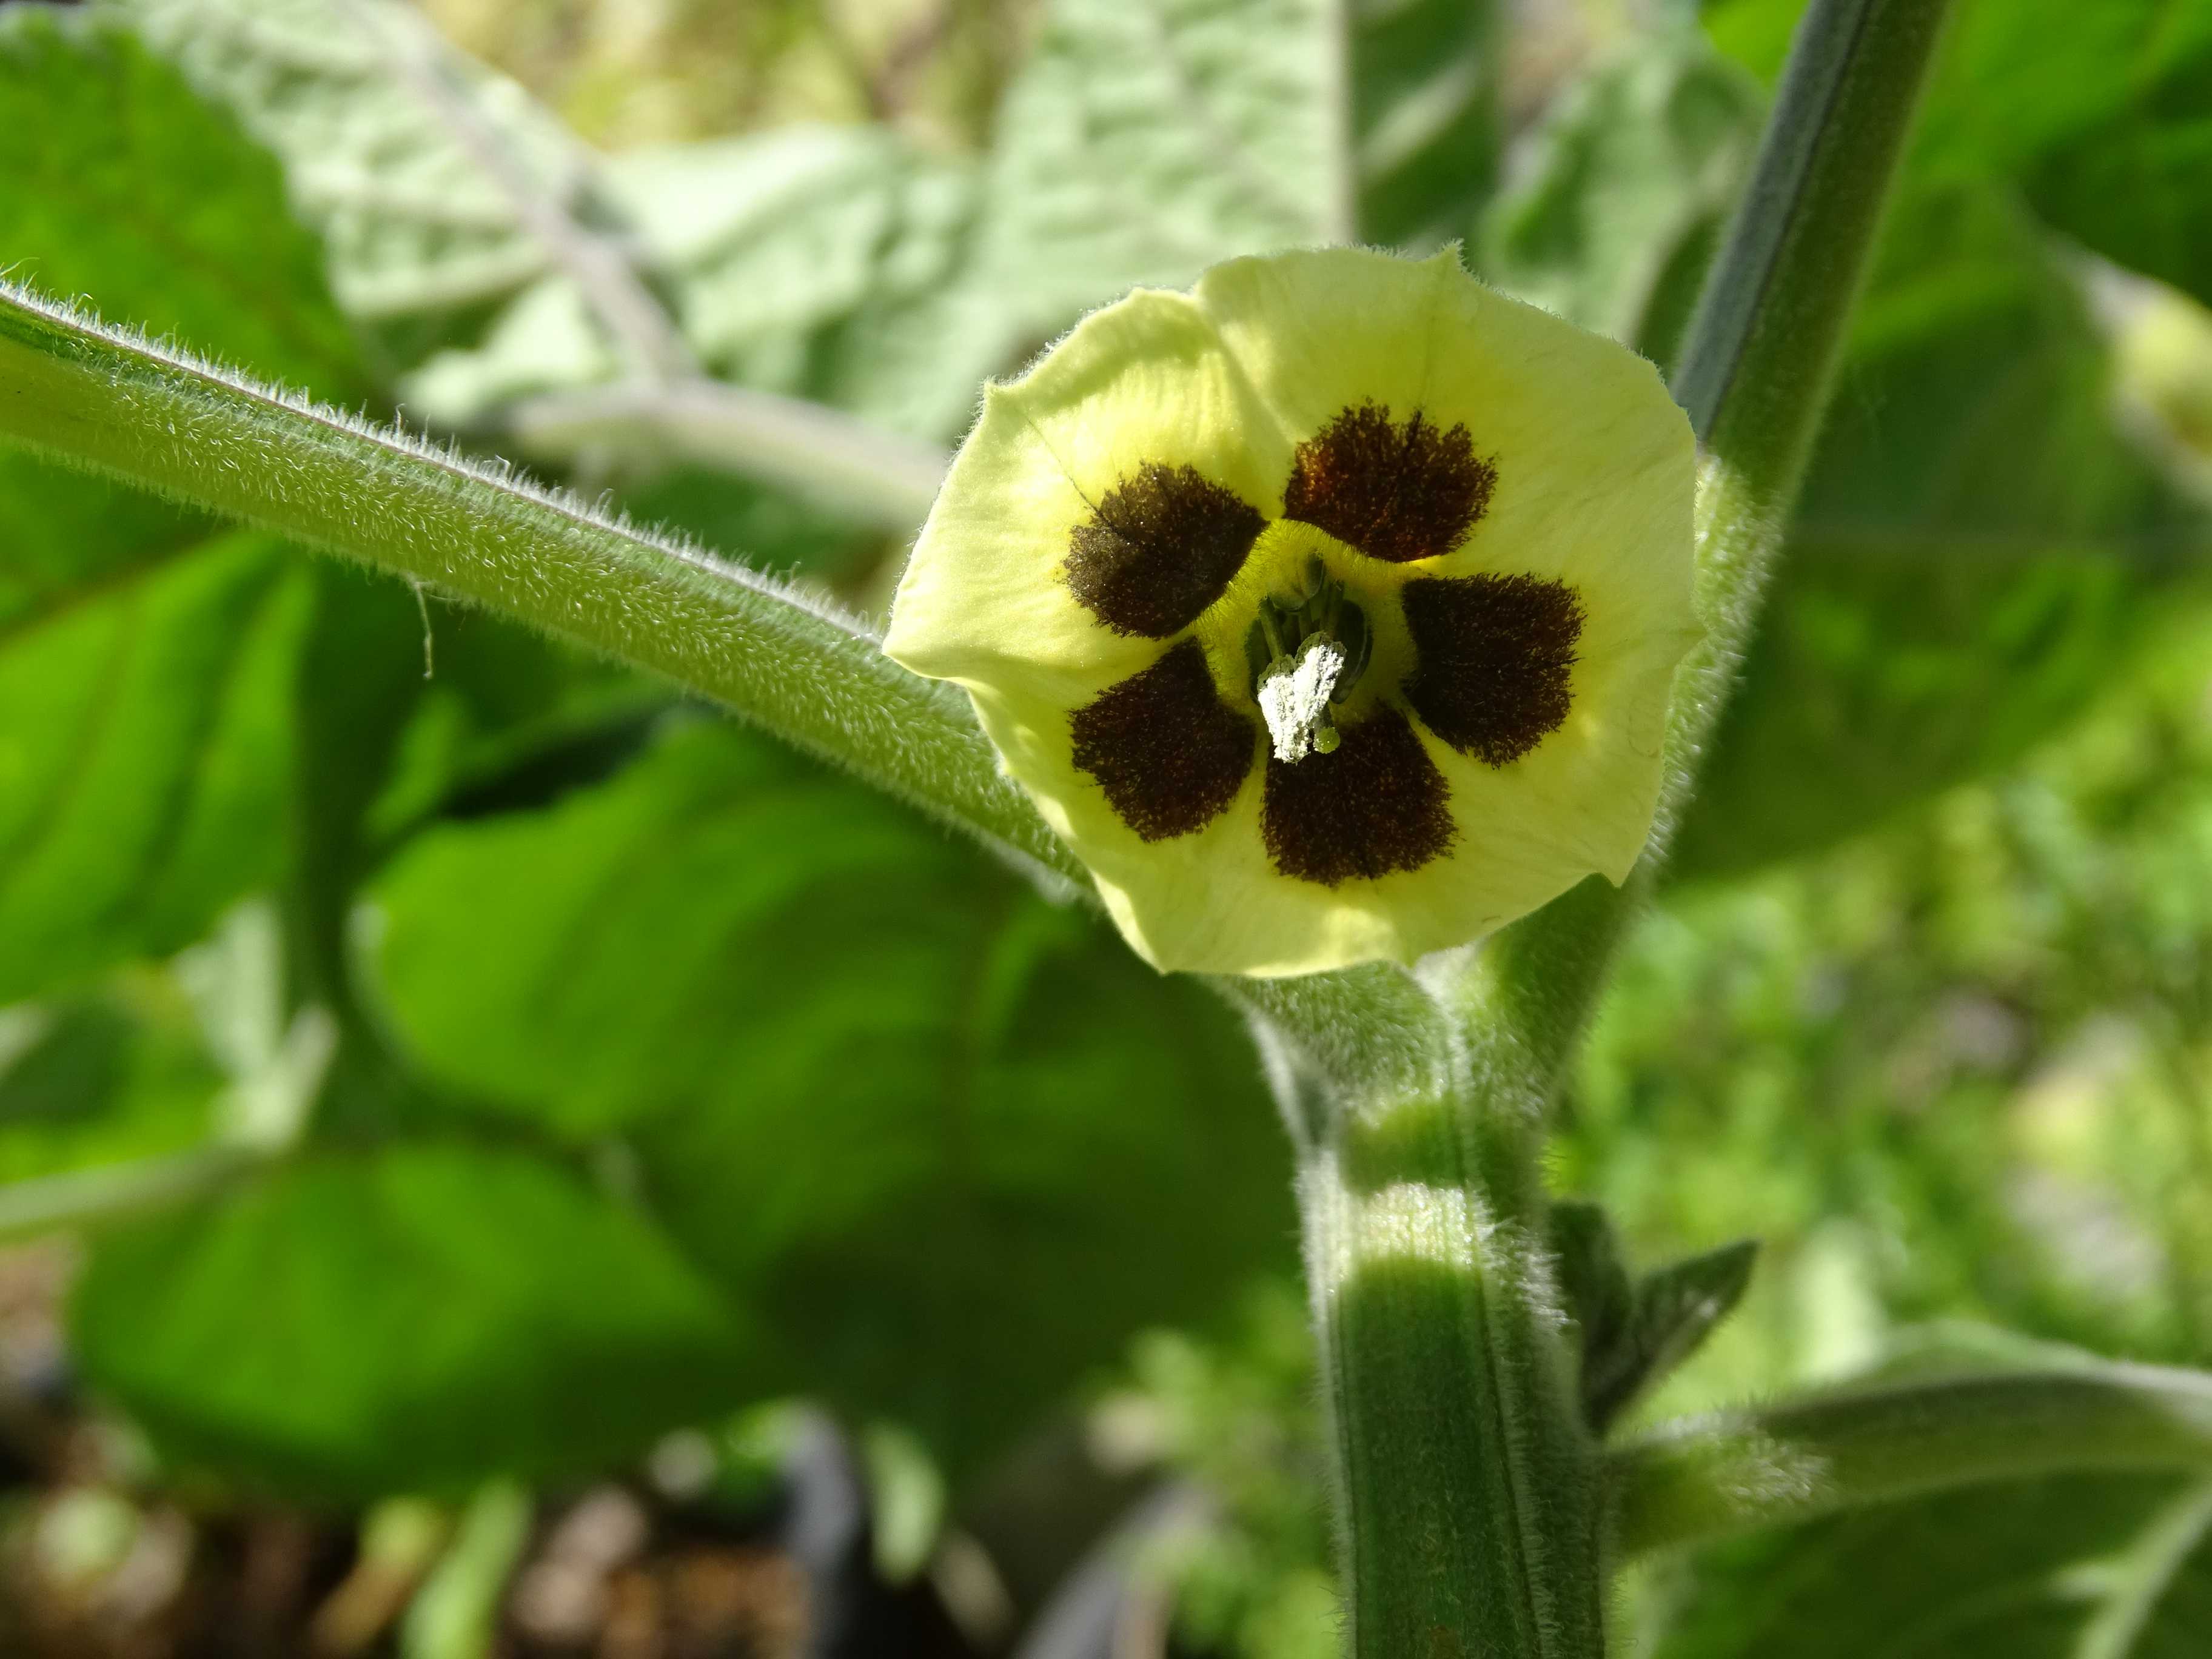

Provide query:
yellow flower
left=885, top=247, right=1696, bottom=977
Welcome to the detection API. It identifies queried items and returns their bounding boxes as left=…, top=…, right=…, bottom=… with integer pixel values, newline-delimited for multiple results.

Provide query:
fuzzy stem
left=1282, top=2, right=1956, bottom=1654
left=0, top=282, right=1081, bottom=891
left=1301, top=1081, right=1602, bottom=1658
left=1610, top=1363, right=2212, bottom=1558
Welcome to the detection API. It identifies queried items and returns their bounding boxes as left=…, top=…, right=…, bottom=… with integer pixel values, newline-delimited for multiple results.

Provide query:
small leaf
left=1552, top=1201, right=1758, bottom=1434
left=0, top=989, right=222, bottom=1184
left=1590, top=1239, right=1758, bottom=1434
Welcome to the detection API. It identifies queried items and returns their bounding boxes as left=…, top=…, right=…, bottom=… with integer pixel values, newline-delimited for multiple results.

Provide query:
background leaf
left=0, top=536, right=310, bottom=1002
left=1350, top=0, right=1502, bottom=249
left=1647, top=1472, right=2212, bottom=1659
left=843, top=0, right=1352, bottom=438
left=1674, top=183, right=2206, bottom=877
left=368, top=719, right=1293, bottom=1471
left=1710, top=0, right=2212, bottom=311
left=1478, top=26, right=1762, bottom=375
left=70, top=1139, right=751, bottom=1497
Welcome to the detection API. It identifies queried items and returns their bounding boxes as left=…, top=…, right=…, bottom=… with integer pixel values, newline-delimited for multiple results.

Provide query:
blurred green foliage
left=2, top=0, right=2211, bottom=1651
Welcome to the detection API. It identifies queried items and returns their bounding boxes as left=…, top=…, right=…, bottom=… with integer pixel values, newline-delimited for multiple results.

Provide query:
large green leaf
left=1647, top=1472, right=2212, bottom=1658
left=1674, top=184, right=2205, bottom=877
left=112, top=0, right=573, bottom=367
left=70, top=1139, right=751, bottom=1498
left=0, top=7, right=369, bottom=397
left=367, top=719, right=1292, bottom=1470
left=1709, top=0, right=2212, bottom=310
left=0, top=8, right=396, bottom=999
left=845, top=0, right=1350, bottom=438
left=0, top=535, right=310, bottom=1002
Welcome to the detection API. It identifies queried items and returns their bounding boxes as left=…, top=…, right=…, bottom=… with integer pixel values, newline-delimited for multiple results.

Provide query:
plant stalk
left=0, top=284, right=1081, bottom=893
left=1282, top=1, right=1956, bottom=1653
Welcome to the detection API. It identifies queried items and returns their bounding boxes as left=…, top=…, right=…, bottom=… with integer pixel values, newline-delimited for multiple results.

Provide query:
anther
left=1258, top=634, right=1347, bottom=762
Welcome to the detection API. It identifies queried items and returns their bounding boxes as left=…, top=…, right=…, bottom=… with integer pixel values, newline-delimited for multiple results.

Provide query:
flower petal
left=1282, top=401, right=1496, bottom=563
left=885, top=287, right=1288, bottom=689
left=1070, top=640, right=1258, bottom=840
left=1065, top=463, right=1268, bottom=637
left=1400, top=574, right=1585, bottom=766
left=1260, top=706, right=1456, bottom=884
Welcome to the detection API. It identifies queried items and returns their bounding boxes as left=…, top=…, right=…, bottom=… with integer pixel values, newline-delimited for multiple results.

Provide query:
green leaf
left=0, top=987, right=223, bottom=1184
left=848, top=0, right=1351, bottom=438
left=1708, top=0, right=2212, bottom=311
left=0, top=535, right=311, bottom=1002
left=0, top=7, right=370, bottom=399
left=1551, top=1201, right=1758, bottom=1434
left=1350, top=0, right=1503, bottom=250
left=1674, top=183, right=2207, bottom=878
left=70, top=1139, right=751, bottom=1498
left=112, top=0, right=574, bottom=367
left=1478, top=29, right=1763, bottom=374
left=1647, top=1473, right=2212, bottom=1659
left=367, top=720, right=1292, bottom=1470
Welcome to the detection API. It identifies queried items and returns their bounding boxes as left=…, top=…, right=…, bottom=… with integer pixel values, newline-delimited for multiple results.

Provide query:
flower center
left=1257, top=635, right=1346, bottom=761
left=1241, top=554, right=1373, bottom=763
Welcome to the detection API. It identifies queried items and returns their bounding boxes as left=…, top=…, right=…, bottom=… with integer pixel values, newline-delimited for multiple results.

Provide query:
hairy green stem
left=1281, top=2, right=1956, bottom=1654
left=0, top=283, right=1080, bottom=891
left=1610, top=1362, right=2212, bottom=1557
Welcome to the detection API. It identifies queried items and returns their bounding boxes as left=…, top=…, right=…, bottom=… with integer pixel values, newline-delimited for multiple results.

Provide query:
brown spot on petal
left=1282, top=402, right=1495, bottom=563
left=1071, top=640, right=1257, bottom=840
left=1261, top=706, right=1456, bottom=885
left=1401, top=574, right=1584, bottom=766
left=1064, top=464, right=1267, bottom=637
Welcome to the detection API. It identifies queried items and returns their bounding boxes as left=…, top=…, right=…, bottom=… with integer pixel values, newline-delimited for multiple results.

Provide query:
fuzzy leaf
left=847, top=0, right=1349, bottom=438
left=112, top=0, right=573, bottom=367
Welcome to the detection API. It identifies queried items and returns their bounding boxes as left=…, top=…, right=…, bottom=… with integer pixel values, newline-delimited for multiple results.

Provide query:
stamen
left=1258, top=635, right=1348, bottom=762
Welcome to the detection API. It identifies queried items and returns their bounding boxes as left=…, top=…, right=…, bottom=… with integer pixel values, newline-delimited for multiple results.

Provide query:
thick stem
left=1610, top=1363, right=2212, bottom=1557
left=1285, top=2, right=1956, bottom=1652
left=0, top=284, right=1081, bottom=893
left=1301, top=1084, right=1600, bottom=1659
